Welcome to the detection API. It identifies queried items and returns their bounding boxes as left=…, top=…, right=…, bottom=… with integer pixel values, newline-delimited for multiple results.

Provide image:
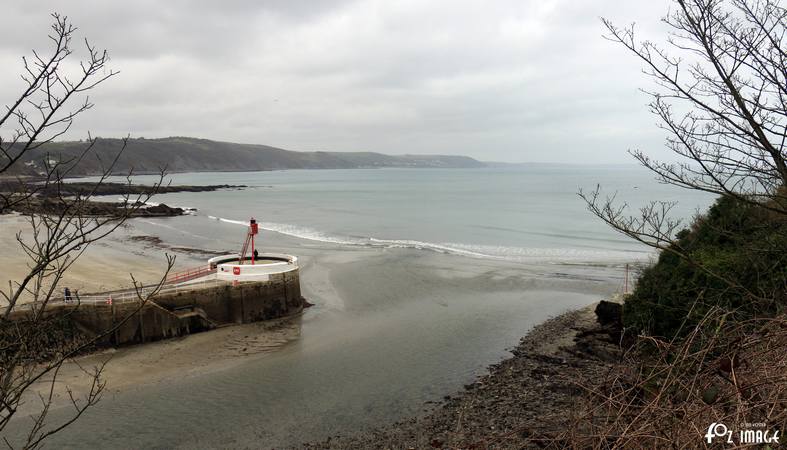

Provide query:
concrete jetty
left=9, top=253, right=304, bottom=347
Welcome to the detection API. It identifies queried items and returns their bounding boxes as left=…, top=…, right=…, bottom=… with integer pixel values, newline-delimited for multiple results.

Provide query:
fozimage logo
left=705, top=422, right=780, bottom=445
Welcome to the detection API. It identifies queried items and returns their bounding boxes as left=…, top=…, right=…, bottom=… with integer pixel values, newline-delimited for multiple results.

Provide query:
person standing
left=64, top=287, right=72, bottom=303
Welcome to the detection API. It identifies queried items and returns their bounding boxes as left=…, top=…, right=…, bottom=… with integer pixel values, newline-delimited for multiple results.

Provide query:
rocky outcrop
left=5, top=199, right=185, bottom=218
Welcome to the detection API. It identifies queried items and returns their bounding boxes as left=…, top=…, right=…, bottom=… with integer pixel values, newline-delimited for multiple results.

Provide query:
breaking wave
left=205, top=215, right=651, bottom=264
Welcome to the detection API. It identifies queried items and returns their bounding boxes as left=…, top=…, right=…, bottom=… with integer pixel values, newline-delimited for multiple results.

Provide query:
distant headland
left=6, top=136, right=486, bottom=177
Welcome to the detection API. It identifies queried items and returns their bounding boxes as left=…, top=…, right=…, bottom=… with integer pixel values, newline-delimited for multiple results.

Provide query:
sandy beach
left=0, top=214, right=210, bottom=304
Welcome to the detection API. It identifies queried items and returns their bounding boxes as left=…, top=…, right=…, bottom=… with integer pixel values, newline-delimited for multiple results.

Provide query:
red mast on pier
left=239, top=217, right=259, bottom=265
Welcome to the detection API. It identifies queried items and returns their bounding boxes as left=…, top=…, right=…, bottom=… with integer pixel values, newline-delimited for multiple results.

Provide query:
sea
left=18, top=166, right=713, bottom=448
left=122, top=165, right=708, bottom=264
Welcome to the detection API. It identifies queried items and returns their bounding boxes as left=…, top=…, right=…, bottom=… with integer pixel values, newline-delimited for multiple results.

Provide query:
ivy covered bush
left=624, top=195, right=787, bottom=338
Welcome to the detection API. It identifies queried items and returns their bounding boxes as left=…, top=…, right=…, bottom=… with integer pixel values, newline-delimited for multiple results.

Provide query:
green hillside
left=9, top=137, right=485, bottom=176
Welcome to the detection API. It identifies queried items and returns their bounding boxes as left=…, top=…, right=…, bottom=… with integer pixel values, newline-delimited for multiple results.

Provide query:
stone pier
left=10, top=268, right=303, bottom=347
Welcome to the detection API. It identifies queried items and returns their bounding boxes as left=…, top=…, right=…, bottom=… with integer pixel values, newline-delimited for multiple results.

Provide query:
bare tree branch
left=0, top=14, right=171, bottom=448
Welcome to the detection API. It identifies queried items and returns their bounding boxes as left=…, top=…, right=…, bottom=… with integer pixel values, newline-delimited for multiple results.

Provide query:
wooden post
left=111, top=300, right=118, bottom=346
left=624, top=263, right=629, bottom=294
left=138, top=298, right=145, bottom=343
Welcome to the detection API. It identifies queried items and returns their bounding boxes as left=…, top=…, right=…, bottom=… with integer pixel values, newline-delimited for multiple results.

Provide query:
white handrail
left=10, top=276, right=267, bottom=311
left=9, top=254, right=298, bottom=312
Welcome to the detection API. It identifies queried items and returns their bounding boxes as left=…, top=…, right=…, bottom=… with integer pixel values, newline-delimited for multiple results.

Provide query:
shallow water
left=13, top=167, right=713, bottom=448
left=91, top=166, right=713, bottom=264
left=29, top=250, right=611, bottom=449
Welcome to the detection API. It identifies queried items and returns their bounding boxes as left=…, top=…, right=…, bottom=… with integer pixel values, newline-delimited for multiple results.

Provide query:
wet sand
left=303, top=302, right=622, bottom=449
left=19, top=315, right=304, bottom=418
left=5, top=217, right=623, bottom=449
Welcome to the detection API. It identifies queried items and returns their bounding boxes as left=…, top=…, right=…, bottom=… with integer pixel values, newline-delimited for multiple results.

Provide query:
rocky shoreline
left=0, top=182, right=244, bottom=217
left=38, top=182, right=246, bottom=196
left=8, top=198, right=189, bottom=217
left=303, top=301, right=623, bottom=449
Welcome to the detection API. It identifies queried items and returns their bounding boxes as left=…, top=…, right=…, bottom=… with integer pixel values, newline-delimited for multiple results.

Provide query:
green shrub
left=623, top=195, right=787, bottom=338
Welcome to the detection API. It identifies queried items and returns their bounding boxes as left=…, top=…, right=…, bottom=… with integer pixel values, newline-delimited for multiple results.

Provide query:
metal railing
left=9, top=259, right=294, bottom=313
left=166, top=265, right=216, bottom=284
left=10, top=276, right=231, bottom=311
left=69, top=277, right=226, bottom=305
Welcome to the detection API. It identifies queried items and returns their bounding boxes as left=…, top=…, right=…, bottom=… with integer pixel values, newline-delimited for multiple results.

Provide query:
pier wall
left=155, top=269, right=302, bottom=324
left=12, top=269, right=302, bottom=347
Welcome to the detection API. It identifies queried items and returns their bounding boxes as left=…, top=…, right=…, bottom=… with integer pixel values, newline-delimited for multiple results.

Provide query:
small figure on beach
left=64, top=287, right=72, bottom=303
left=253, top=249, right=259, bottom=260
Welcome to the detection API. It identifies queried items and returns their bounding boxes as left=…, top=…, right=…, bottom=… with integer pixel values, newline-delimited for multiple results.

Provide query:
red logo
left=233, top=267, right=241, bottom=275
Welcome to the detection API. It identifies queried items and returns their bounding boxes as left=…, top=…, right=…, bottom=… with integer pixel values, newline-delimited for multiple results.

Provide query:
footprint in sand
left=222, top=322, right=300, bottom=356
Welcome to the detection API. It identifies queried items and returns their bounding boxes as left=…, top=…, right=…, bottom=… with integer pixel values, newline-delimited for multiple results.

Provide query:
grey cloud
left=1, top=0, right=676, bottom=163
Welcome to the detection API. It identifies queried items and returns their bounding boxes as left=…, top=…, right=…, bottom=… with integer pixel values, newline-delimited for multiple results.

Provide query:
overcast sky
left=1, top=0, right=674, bottom=163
